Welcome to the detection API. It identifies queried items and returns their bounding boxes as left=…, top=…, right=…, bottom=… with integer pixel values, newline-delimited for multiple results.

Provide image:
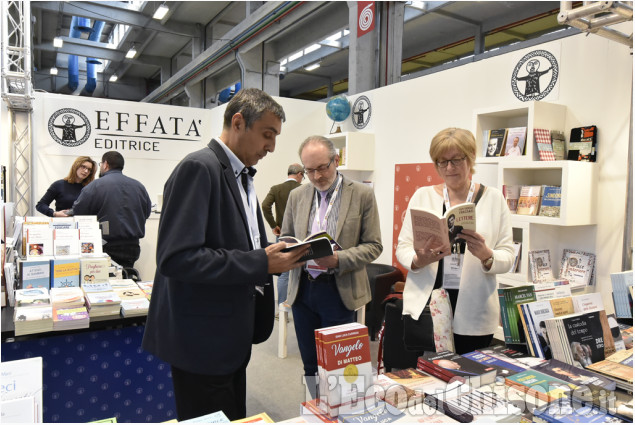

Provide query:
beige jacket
left=281, top=175, right=382, bottom=311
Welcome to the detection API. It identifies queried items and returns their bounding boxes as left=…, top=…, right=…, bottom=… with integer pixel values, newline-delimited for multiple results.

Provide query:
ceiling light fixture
left=109, top=74, right=118, bottom=82
left=126, top=45, right=137, bottom=59
left=50, top=67, right=58, bottom=75
left=153, top=3, right=169, bottom=20
left=305, top=62, right=320, bottom=71
left=53, top=37, right=63, bottom=48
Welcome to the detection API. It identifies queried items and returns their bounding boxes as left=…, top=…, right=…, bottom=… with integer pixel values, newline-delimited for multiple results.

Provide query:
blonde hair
left=64, top=156, right=97, bottom=186
left=429, top=128, right=476, bottom=175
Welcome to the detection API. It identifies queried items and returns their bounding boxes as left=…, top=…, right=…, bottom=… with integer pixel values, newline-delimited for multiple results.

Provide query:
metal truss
left=558, top=1, right=633, bottom=48
left=1, top=0, right=33, bottom=216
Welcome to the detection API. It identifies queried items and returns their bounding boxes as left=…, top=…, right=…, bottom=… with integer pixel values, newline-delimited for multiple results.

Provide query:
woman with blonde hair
left=36, top=156, right=97, bottom=217
left=397, top=127, right=514, bottom=354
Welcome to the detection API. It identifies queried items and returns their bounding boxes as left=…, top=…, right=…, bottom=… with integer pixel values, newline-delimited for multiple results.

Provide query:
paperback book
left=503, top=127, right=527, bottom=157
left=528, top=250, right=554, bottom=283
left=50, top=257, right=80, bottom=288
left=560, top=249, right=596, bottom=289
left=504, top=369, right=575, bottom=402
left=538, top=185, right=561, bottom=218
left=503, top=184, right=522, bottom=214
left=417, top=351, right=497, bottom=387
left=410, top=202, right=475, bottom=248
left=18, top=259, right=51, bottom=290
left=516, top=185, right=542, bottom=216
left=498, top=285, right=536, bottom=344
left=279, top=230, right=339, bottom=262
left=485, top=128, right=507, bottom=157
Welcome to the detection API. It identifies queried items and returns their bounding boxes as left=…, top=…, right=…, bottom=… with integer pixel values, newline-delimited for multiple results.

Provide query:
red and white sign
left=357, top=1, right=375, bottom=38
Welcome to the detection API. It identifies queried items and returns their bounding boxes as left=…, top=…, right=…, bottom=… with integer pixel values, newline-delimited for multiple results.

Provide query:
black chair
left=365, top=264, right=404, bottom=340
left=122, top=267, right=141, bottom=282
left=383, top=298, right=421, bottom=372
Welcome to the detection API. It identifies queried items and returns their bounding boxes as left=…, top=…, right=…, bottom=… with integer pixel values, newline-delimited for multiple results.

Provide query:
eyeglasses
left=80, top=165, right=93, bottom=172
left=304, top=158, right=334, bottom=175
left=436, top=157, right=467, bottom=168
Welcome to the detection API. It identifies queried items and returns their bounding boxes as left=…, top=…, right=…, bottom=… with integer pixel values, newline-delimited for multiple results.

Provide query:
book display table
left=1, top=309, right=176, bottom=423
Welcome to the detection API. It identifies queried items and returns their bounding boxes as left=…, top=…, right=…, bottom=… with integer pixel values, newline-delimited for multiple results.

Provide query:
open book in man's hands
left=410, top=202, right=476, bottom=249
left=279, top=231, right=341, bottom=262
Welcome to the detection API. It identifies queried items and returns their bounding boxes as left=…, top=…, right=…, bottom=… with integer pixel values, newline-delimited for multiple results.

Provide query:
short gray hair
left=287, top=163, right=304, bottom=175
left=298, top=135, right=337, bottom=159
left=223, top=88, right=285, bottom=129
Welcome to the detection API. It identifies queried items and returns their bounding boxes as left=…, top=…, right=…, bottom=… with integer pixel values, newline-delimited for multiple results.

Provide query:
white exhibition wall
left=1, top=30, right=631, bottom=308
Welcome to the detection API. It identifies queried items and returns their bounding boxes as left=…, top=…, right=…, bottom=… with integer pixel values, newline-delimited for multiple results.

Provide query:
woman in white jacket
left=396, top=128, right=514, bottom=354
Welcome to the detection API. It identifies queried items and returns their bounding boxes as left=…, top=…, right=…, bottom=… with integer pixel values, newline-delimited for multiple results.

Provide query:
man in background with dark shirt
left=72, top=151, right=151, bottom=268
left=262, top=163, right=304, bottom=308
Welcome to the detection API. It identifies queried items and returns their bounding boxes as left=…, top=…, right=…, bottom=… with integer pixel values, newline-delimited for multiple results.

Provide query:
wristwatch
left=482, top=255, right=494, bottom=268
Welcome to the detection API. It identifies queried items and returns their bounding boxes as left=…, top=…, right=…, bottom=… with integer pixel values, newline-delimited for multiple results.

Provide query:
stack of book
left=586, top=349, right=633, bottom=391
left=315, top=323, right=373, bottom=417
left=50, top=286, right=89, bottom=330
left=13, top=288, right=54, bottom=335
left=417, top=351, right=497, bottom=387
left=82, top=282, right=121, bottom=318
left=374, top=368, right=446, bottom=409
left=112, top=279, right=149, bottom=317
left=610, top=270, right=633, bottom=318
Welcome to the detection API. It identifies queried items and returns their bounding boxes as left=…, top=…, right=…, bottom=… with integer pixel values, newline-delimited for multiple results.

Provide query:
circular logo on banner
left=351, top=95, right=371, bottom=129
left=511, top=50, right=559, bottom=101
left=359, top=3, right=374, bottom=32
left=48, top=108, right=91, bottom=147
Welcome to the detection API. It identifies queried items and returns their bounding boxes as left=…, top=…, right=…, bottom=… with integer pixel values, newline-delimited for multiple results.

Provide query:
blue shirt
left=72, top=169, right=152, bottom=242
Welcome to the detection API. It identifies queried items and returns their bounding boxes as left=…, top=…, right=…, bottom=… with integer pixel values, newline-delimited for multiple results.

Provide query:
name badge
left=443, top=253, right=463, bottom=290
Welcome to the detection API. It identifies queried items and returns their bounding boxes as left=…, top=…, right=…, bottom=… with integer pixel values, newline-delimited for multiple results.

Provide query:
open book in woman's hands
left=410, top=203, right=476, bottom=249
left=279, top=231, right=342, bottom=262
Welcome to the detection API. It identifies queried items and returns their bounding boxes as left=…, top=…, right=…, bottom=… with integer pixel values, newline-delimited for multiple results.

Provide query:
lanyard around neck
left=443, top=181, right=475, bottom=211
left=313, top=174, right=343, bottom=232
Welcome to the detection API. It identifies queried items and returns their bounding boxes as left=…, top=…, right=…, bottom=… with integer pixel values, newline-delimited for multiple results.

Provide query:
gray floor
left=245, top=311, right=380, bottom=422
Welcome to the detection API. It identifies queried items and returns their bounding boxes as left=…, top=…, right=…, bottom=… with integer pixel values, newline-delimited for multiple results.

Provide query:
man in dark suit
left=262, top=163, right=304, bottom=308
left=142, top=88, right=308, bottom=421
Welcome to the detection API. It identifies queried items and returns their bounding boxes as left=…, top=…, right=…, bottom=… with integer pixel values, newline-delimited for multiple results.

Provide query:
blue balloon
left=326, top=95, right=351, bottom=122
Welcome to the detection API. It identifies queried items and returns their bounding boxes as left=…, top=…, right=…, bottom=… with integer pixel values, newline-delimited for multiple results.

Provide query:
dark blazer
left=142, top=139, right=274, bottom=375
left=261, top=179, right=301, bottom=229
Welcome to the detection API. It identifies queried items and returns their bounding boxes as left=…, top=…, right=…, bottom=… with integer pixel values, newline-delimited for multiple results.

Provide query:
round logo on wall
left=48, top=108, right=91, bottom=147
left=351, top=95, right=371, bottom=129
left=511, top=50, right=559, bottom=102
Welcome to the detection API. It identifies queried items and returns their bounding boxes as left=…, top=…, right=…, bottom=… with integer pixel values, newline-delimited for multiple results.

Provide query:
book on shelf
left=78, top=225, right=104, bottom=256
left=410, top=202, right=475, bottom=249
left=545, top=310, right=616, bottom=368
left=18, top=258, right=51, bottom=289
left=503, top=127, right=527, bottom=157
left=498, top=285, right=536, bottom=344
left=610, top=270, right=633, bottom=318
left=52, top=228, right=80, bottom=257
left=0, top=357, right=44, bottom=422
left=502, top=184, right=522, bottom=214
left=417, top=351, right=497, bottom=387
left=568, top=125, right=597, bottom=162
left=534, top=128, right=556, bottom=161
left=509, top=242, right=522, bottom=273
left=504, top=369, right=576, bottom=403
left=533, top=280, right=571, bottom=301
left=528, top=249, right=554, bottom=283
left=537, top=185, right=561, bottom=218
left=50, top=257, right=80, bottom=288
left=551, top=130, right=566, bottom=161
left=559, top=249, right=596, bottom=289
left=80, top=257, right=110, bottom=285
left=24, top=224, right=53, bottom=258
left=279, top=230, right=339, bottom=262
left=516, top=185, right=542, bottom=216
left=485, top=128, right=507, bottom=157
left=374, top=368, right=446, bottom=409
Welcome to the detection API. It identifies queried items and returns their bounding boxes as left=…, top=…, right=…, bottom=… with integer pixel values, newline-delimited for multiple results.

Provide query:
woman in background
left=396, top=127, right=514, bottom=354
left=36, top=156, right=96, bottom=217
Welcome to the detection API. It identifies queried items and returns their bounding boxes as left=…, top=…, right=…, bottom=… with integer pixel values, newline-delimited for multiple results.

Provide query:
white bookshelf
left=327, top=132, right=375, bottom=171
left=474, top=101, right=566, bottom=163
